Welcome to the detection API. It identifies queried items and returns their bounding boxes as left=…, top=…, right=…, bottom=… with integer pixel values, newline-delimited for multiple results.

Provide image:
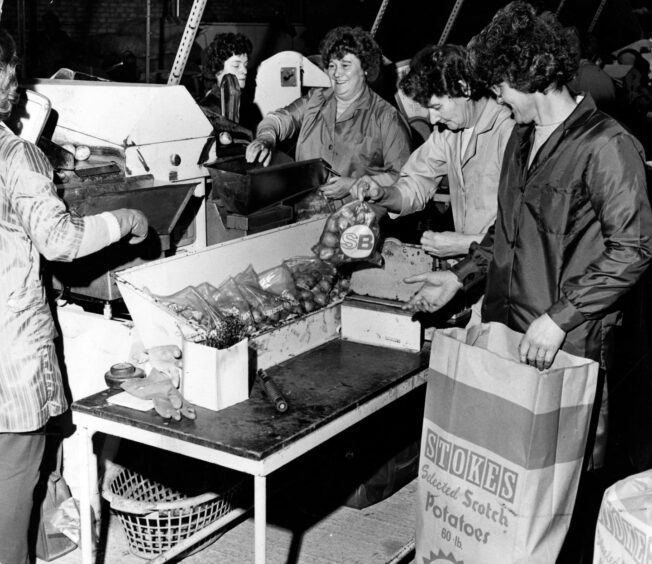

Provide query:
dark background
left=1, top=0, right=649, bottom=85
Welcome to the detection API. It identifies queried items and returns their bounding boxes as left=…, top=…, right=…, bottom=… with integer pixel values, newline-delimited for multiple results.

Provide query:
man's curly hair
left=400, top=44, right=487, bottom=106
left=204, top=32, right=252, bottom=75
left=0, top=28, right=18, bottom=121
left=469, top=1, right=579, bottom=93
left=319, top=26, right=381, bottom=83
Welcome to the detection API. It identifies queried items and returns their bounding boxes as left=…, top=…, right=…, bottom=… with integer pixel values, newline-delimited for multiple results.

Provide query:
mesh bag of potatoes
left=311, top=200, right=383, bottom=267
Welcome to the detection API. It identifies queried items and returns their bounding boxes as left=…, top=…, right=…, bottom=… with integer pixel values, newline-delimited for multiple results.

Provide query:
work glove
left=111, top=208, right=149, bottom=244
left=121, top=367, right=197, bottom=421
left=131, top=344, right=183, bottom=387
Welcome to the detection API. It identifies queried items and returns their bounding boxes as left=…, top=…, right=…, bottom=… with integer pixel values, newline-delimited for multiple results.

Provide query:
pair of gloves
left=121, top=345, right=196, bottom=421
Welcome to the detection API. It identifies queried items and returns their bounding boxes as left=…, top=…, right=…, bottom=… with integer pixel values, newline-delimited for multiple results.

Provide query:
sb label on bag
left=340, top=225, right=375, bottom=259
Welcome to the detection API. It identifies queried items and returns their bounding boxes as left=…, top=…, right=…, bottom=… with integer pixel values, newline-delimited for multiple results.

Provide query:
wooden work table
left=72, top=339, right=430, bottom=563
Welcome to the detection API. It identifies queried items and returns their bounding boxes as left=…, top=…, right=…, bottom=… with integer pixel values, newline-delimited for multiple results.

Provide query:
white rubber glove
left=111, top=208, right=149, bottom=244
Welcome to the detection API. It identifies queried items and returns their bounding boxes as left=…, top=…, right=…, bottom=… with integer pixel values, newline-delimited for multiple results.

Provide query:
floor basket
left=102, top=465, right=243, bottom=559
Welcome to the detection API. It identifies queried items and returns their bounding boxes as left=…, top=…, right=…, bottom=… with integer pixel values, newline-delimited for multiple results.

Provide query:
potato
left=325, top=217, right=339, bottom=232
left=299, top=289, right=313, bottom=301
left=252, top=309, right=265, bottom=324
left=75, top=145, right=91, bottom=161
left=218, top=131, right=233, bottom=145
left=319, top=247, right=335, bottom=261
left=318, top=279, right=332, bottom=293
left=321, top=231, right=339, bottom=248
left=304, top=273, right=318, bottom=287
left=340, top=206, right=355, bottom=219
left=313, top=291, right=328, bottom=307
left=294, top=276, right=311, bottom=290
left=302, top=300, right=316, bottom=313
left=337, top=216, right=350, bottom=231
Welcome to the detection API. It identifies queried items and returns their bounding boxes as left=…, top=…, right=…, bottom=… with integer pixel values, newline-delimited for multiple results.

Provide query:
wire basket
left=102, top=465, right=243, bottom=559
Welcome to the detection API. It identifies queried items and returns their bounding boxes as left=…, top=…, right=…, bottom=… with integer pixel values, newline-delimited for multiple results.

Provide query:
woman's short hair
left=0, top=28, right=18, bottom=121
left=204, top=32, right=252, bottom=75
left=319, top=26, right=382, bottom=82
left=469, top=1, right=579, bottom=93
left=400, top=44, right=486, bottom=106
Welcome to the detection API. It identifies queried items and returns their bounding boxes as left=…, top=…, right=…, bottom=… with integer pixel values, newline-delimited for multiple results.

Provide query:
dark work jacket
left=454, top=94, right=652, bottom=365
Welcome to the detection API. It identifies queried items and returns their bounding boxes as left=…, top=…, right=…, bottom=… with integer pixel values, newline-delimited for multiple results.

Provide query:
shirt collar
left=322, top=84, right=373, bottom=121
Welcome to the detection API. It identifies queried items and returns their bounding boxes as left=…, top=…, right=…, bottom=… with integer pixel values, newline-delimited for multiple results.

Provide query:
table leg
left=254, top=475, right=266, bottom=564
left=79, top=426, right=95, bottom=564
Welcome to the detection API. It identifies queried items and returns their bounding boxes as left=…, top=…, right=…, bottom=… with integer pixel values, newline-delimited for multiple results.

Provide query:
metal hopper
left=24, top=79, right=215, bottom=301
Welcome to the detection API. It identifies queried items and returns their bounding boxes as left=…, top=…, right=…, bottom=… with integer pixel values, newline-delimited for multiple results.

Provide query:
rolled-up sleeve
left=7, top=141, right=84, bottom=262
left=256, top=94, right=310, bottom=143
left=393, top=132, right=449, bottom=216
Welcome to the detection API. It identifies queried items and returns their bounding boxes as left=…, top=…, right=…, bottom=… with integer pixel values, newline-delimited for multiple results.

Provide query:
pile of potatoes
left=287, top=259, right=350, bottom=314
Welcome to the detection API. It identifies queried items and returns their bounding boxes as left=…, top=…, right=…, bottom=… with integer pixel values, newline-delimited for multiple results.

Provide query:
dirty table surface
left=72, top=339, right=429, bottom=462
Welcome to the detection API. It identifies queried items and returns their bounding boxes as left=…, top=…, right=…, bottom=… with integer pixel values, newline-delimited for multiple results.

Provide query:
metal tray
left=206, top=157, right=328, bottom=215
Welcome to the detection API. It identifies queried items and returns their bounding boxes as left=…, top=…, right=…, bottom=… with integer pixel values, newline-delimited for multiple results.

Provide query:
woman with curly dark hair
left=199, top=32, right=252, bottom=125
left=203, top=32, right=252, bottom=90
left=246, top=26, right=410, bottom=202
left=351, top=44, right=514, bottom=259
left=405, top=4, right=652, bottom=559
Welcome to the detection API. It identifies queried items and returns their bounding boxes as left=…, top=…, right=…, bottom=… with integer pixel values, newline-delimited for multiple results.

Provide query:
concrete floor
left=38, top=479, right=418, bottom=564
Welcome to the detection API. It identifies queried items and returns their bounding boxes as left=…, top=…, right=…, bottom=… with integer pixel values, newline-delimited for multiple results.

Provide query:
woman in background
left=246, top=26, right=410, bottom=204
left=199, top=32, right=253, bottom=129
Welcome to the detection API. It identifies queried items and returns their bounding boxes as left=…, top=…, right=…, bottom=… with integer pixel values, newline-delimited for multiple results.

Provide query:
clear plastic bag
left=311, top=200, right=383, bottom=267
left=258, top=264, right=300, bottom=304
left=284, top=256, right=342, bottom=313
left=155, top=285, right=224, bottom=334
left=234, top=265, right=299, bottom=328
left=50, top=497, right=81, bottom=546
left=154, top=285, right=247, bottom=348
left=196, top=279, right=254, bottom=328
left=233, top=264, right=260, bottom=289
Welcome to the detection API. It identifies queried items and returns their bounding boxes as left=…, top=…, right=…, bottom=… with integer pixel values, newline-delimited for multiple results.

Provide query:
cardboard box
left=594, top=469, right=652, bottom=563
left=349, top=238, right=434, bottom=302
left=114, top=217, right=340, bottom=370
left=182, top=338, right=249, bottom=411
left=341, top=296, right=422, bottom=352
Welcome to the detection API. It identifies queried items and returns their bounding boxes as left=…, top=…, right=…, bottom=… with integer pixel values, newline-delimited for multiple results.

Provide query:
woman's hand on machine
left=245, top=135, right=275, bottom=166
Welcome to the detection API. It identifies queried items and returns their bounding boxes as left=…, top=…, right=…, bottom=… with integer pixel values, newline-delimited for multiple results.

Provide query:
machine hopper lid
left=25, top=80, right=213, bottom=147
